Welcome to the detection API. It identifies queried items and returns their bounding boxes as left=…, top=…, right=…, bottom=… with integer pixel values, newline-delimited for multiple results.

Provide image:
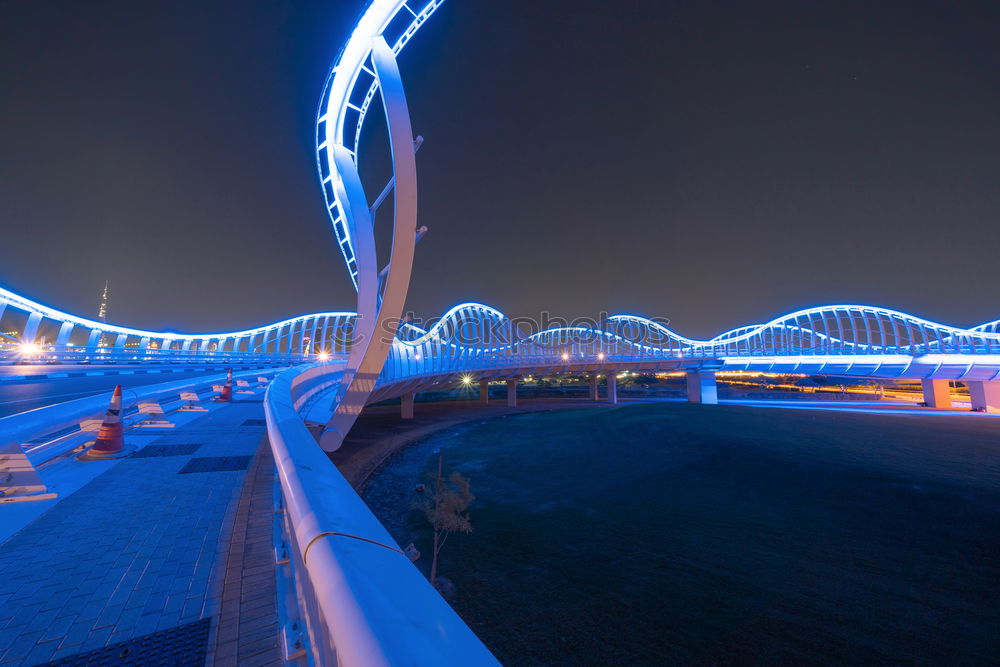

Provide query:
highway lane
left=0, top=365, right=276, bottom=418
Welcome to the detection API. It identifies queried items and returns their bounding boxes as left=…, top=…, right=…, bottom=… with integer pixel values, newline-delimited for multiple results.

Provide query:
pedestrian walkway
left=0, top=392, right=279, bottom=666
left=207, top=444, right=281, bottom=666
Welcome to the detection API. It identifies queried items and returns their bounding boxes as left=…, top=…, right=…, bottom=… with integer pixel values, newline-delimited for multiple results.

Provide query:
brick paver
left=0, top=398, right=274, bottom=666
left=208, top=441, right=281, bottom=666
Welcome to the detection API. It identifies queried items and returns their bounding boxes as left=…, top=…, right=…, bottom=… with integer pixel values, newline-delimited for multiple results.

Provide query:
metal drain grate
left=179, top=456, right=253, bottom=474
left=241, top=418, right=267, bottom=426
left=46, top=617, right=210, bottom=666
left=131, top=444, right=202, bottom=458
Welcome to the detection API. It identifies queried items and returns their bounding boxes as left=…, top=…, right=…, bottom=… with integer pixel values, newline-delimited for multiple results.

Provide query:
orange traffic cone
left=218, top=369, right=233, bottom=402
left=83, top=385, right=126, bottom=459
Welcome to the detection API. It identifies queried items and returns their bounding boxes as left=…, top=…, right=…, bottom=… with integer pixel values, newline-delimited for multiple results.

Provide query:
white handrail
left=264, top=364, right=499, bottom=665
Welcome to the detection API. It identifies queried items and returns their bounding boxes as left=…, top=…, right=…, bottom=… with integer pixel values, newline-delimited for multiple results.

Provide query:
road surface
left=0, top=364, right=276, bottom=418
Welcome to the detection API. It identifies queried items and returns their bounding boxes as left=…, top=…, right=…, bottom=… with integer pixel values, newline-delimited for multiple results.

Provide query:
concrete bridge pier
left=589, top=374, right=600, bottom=401
left=401, top=391, right=415, bottom=419
left=921, top=379, right=952, bottom=409
left=507, top=379, right=518, bottom=407
left=607, top=373, right=618, bottom=404
left=968, top=381, right=1000, bottom=412
left=686, top=371, right=718, bottom=404
left=480, top=379, right=490, bottom=404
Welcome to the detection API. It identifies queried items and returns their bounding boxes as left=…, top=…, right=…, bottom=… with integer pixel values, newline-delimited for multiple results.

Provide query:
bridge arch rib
left=0, top=286, right=354, bottom=364
left=4, top=284, right=1000, bottom=379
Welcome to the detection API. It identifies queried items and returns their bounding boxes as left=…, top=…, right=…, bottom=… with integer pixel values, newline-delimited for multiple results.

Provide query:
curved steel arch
left=316, top=0, right=445, bottom=290
left=317, top=35, right=422, bottom=451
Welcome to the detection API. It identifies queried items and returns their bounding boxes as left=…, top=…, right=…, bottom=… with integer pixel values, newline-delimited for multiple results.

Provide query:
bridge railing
left=0, top=342, right=333, bottom=366
left=264, top=363, right=498, bottom=666
left=378, top=338, right=1000, bottom=381
left=379, top=303, right=1000, bottom=372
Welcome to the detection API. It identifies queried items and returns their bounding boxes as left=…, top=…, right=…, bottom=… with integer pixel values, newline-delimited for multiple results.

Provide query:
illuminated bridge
left=1, top=0, right=997, bottom=665
left=4, top=288, right=1000, bottom=413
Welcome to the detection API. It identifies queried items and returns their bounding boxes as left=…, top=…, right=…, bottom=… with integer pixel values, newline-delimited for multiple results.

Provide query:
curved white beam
left=320, top=36, right=421, bottom=451
left=316, top=0, right=445, bottom=289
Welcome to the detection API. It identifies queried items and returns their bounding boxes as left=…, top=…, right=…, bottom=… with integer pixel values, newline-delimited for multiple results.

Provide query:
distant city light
left=19, top=342, right=40, bottom=356
left=460, top=374, right=473, bottom=385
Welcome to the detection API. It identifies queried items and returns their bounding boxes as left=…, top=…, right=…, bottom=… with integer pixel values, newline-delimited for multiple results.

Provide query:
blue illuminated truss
left=3, top=285, right=1000, bottom=384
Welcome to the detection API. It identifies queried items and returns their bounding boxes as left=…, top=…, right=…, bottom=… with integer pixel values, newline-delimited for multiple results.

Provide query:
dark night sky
left=1, top=1, right=998, bottom=338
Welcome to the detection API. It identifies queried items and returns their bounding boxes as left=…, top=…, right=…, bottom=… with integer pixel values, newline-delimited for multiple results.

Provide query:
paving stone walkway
left=207, top=443, right=281, bottom=666
left=0, top=398, right=275, bottom=666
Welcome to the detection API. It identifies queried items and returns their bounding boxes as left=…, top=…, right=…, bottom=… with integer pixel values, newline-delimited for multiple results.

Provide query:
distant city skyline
left=1, top=0, right=998, bottom=338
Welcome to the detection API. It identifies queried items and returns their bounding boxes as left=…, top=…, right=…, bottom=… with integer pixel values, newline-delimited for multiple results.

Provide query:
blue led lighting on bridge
left=2, top=1, right=998, bottom=664
left=4, top=285, right=1000, bottom=383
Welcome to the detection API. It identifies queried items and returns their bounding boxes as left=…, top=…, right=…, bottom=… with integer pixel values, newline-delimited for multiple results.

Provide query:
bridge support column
left=686, top=371, right=718, bottom=404
left=590, top=374, right=599, bottom=401
left=479, top=380, right=490, bottom=404
left=607, top=373, right=618, bottom=404
left=968, top=381, right=1000, bottom=412
left=401, top=392, right=415, bottom=420
left=921, top=379, right=952, bottom=409
left=506, top=379, right=517, bottom=408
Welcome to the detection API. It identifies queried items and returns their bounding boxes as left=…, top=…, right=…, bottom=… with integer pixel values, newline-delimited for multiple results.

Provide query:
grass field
left=362, top=402, right=1000, bottom=665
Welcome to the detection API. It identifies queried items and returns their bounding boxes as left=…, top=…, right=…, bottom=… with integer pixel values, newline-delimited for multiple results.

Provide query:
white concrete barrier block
left=138, top=401, right=164, bottom=415
left=178, top=391, right=208, bottom=412
left=79, top=419, right=103, bottom=432
left=0, top=440, right=53, bottom=502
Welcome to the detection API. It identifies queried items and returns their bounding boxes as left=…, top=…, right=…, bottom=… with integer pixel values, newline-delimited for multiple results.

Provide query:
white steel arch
left=316, top=0, right=445, bottom=290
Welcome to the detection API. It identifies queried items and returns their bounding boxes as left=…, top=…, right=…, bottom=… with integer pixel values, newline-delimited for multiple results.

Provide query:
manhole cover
left=131, top=444, right=202, bottom=458
left=46, top=617, right=210, bottom=666
left=179, top=456, right=253, bottom=474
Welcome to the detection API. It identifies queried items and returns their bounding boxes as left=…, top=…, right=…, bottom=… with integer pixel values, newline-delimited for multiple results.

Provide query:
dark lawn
left=362, top=402, right=1000, bottom=665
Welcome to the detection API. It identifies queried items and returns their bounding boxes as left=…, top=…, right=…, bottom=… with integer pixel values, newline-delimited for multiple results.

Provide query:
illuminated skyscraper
left=98, top=280, right=109, bottom=322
